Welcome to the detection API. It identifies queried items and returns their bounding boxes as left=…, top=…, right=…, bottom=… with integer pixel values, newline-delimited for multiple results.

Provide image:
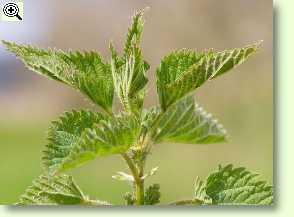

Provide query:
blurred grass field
left=0, top=0, right=272, bottom=204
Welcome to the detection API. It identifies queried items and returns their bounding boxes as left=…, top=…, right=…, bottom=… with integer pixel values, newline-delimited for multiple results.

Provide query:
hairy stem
left=121, top=153, right=145, bottom=205
left=135, top=163, right=144, bottom=205
left=121, top=153, right=140, bottom=182
left=121, top=153, right=146, bottom=205
left=135, top=178, right=144, bottom=205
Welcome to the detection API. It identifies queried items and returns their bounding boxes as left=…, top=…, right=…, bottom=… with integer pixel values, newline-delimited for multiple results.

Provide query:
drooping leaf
left=205, top=164, right=273, bottom=205
left=57, top=114, right=141, bottom=173
left=2, top=41, right=114, bottom=113
left=18, top=174, right=110, bottom=205
left=144, top=184, right=161, bottom=205
left=147, top=97, right=227, bottom=145
left=43, top=110, right=106, bottom=173
left=156, top=43, right=261, bottom=110
left=110, top=9, right=149, bottom=113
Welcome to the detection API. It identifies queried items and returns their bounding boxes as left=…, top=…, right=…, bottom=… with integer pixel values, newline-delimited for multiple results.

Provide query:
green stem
left=121, top=153, right=140, bottom=183
left=135, top=178, right=144, bottom=205
left=136, top=162, right=144, bottom=205
left=121, top=153, right=145, bottom=205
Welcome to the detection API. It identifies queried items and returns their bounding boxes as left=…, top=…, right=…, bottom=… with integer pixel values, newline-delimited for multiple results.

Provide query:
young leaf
left=142, top=166, right=159, bottom=180
left=205, top=164, right=273, bottom=205
left=43, top=110, right=106, bottom=173
left=148, top=97, right=227, bottom=145
left=156, top=43, right=261, bottom=110
left=144, top=184, right=161, bottom=205
left=2, top=41, right=114, bottom=113
left=123, top=8, right=145, bottom=56
left=110, top=9, right=149, bottom=113
left=56, top=114, right=141, bottom=173
left=18, top=174, right=110, bottom=205
left=112, top=172, right=135, bottom=183
left=123, top=192, right=135, bottom=205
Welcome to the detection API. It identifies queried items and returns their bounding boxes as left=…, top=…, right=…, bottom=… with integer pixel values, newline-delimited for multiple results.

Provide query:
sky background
left=0, top=0, right=273, bottom=204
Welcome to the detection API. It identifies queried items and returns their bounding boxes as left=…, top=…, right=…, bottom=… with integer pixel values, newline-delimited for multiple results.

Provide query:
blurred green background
left=0, top=0, right=272, bottom=204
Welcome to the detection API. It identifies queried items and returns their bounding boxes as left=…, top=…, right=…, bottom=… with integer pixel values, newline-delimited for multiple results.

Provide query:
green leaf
left=43, top=110, right=106, bottom=173
left=148, top=97, right=227, bottom=145
left=194, top=176, right=212, bottom=204
left=205, top=164, right=273, bottom=205
left=18, top=174, right=110, bottom=205
left=123, top=192, right=135, bottom=205
left=110, top=9, right=149, bottom=113
left=57, top=113, right=141, bottom=173
left=144, top=184, right=161, bottom=205
left=123, top=8, right=146, bottom=56
left=2, top=41, right=114, bottom=113
left=156, top=43, right=261, bottom=110
left=156, top=49, right=204, bottom=110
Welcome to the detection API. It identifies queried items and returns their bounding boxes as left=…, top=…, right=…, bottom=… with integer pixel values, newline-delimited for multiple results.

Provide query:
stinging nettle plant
left=3, top=8, right=273, bottom=206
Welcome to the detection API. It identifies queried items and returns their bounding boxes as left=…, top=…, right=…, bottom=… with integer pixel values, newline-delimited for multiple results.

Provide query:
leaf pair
left=44, top=97, right=226, bottom=175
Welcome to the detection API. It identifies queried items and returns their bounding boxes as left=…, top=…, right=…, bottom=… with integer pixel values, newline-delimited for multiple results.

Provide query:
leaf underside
left=146, top=97, right=227, bottom=145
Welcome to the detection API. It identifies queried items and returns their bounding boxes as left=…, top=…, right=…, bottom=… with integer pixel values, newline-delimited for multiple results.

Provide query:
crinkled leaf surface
left=144, top=184, right=161, bottom=205
left=205, top=164, right=273, bottom=205
left=156, top=43, right=260, bottom=110
left=110, top=9, right=149, bottom=113
left=57, top=113, right=141, bottom=173
left=193, top=176, right=212, bottom=204
left=18, top=174, right=109, bottom=205
left=43, top=110, right=105, bottom=173
left=2, top=41, right=114, bottom=113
